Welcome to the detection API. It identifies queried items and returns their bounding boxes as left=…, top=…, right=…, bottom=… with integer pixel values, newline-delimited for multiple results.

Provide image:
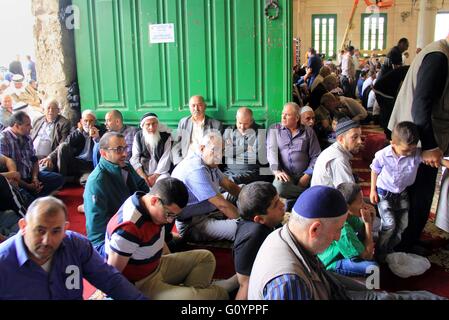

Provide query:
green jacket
left=84, top=157, right=149, bottom=246
left=318, top=215, right=365, bottom=270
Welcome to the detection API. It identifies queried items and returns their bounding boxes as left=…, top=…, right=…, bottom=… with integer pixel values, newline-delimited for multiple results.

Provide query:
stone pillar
left=32, top=0, right=78, bottom=125
left=416, top=0, right=438, bottom=50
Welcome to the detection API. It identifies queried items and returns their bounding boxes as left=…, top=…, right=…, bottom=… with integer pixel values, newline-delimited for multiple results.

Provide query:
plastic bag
left=386, top=252, right=431, bottom=278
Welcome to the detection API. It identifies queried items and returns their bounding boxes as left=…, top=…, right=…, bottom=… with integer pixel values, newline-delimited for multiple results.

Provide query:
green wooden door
left=73, top=0, right=292, bottom=128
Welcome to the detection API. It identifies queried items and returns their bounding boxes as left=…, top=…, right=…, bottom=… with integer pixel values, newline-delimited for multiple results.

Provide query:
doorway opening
left=434, top=12, right=449, bottom=41
left=0, top=0, right=35, bottom=81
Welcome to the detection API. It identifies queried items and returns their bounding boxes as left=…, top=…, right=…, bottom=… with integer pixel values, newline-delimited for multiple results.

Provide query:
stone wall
left=32, top=0, right=78, bottom=125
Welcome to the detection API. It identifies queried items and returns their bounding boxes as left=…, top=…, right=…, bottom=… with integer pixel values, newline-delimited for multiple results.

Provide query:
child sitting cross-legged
left=318, top=182, right=379, bottom=277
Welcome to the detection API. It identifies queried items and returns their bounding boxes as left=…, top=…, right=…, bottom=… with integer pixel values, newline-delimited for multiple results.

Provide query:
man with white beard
left=130, top=113, right=172, bottom=188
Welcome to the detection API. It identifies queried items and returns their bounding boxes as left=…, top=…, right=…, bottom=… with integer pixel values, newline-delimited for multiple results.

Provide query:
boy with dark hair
left=369, top=121, right=443, bottom=258
left=318, top=182, right=378, bottom=277
left=233, top=182, right=285, bottom=299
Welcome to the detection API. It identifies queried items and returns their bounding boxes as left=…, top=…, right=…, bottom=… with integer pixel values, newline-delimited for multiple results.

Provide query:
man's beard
left=143, top=129, right=161, bottom=152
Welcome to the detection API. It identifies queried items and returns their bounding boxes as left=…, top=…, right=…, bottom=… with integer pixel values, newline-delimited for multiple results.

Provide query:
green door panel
left=73, top=0, right=292, bottom=128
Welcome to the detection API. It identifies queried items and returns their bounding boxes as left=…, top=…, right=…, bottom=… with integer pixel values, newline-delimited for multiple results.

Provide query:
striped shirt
left=105, top=192, right=164, bottom=283
left=263, top=274, right=312, bottom=300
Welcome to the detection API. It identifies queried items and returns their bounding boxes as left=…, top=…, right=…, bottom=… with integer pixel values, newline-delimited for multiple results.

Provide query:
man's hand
left=27, top=178, right=43, bottom=194
left=298, top=174, right=311, bottom=188
left=422, top=148, right=443, bottom=168
left=362, top=202, right=376, bottom=220
left=39, top=157, right=53, bottom=170
left=89, top=126, right=100, bottom=140
left=146, top=174, right=159, bottom=187
left=369, top=190, right=378, bottom=204
left=274, top=170, right=290, bottom=182
left=361, top=207, right=373, bottom=224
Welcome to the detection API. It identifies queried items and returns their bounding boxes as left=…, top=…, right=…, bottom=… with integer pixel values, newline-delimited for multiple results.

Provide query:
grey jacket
left=31, top=115, right=72, bottom=162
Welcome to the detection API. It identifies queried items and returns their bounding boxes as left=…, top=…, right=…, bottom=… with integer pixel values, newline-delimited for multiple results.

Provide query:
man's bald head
left=236, top=107, right=254, bottom=134
left=25, top=196, right=68, bottom=223
left=189, top=95, right=206, bottom=121
left=105, top=109, right=124, bottom=132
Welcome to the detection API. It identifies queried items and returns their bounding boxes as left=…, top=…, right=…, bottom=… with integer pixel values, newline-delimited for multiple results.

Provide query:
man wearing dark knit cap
left=248, top=185, right=349, bottom=300
left=248, top=186, right=445, bottom=300
left=311, top=117, right=363, bottom=188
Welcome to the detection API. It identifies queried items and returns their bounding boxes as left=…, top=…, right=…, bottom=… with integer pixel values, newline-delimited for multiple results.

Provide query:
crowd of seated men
left=0, top=46, right=447, bottom=300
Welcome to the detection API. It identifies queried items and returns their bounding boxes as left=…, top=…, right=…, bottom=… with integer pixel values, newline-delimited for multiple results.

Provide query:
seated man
left=172, top=131, right=241, bottom=242
left=248, top=186, right=445, bottom=300
left=106, top=178, right=228, bottom=300
left=311, top=117, right=363, bottom=188
left=172, top=95, right=223, bottom=165
left=93, top=109, right=137, bottom=166
left=314, top=93, right=346, bottom=149
left=0, top=94, right=13, bottom=130
left=300, top=106, right=316, bottom=128
left=130, top=112, right=172, bottom=187
left=267, top=102, right=321, bottom=208
left=339, top=96, right=368, bottom=122
left=0, top=111, right=64, bottom=204
left=30, top=99, right=71, bottom=171
left=0, top=196, right=147, bottom=300
left=233, top=182, right=285, bottom=300
left=56, top=109, right=106, bottom=183
left=84, top=132, right=149, bottom=256
left=6, top=74, right=42, bottom=123
left=223, top=107, right=270, bottom=184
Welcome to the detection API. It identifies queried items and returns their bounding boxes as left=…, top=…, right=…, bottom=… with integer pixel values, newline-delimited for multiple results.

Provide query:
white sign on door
left=149, top=23, right=175, bottom=44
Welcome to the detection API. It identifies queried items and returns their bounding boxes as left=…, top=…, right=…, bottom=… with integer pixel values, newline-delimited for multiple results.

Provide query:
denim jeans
left=331, top=257, right=379, bottom=277
left=20, top=170, right=65, bottom=205
left=377, top=188, right=409, bottom=256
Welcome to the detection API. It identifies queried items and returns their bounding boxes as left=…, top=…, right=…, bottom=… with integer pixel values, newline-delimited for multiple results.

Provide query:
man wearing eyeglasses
left=105, top=178, right=229, bottom=300
left=84, top=132, right=149, bottom=256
